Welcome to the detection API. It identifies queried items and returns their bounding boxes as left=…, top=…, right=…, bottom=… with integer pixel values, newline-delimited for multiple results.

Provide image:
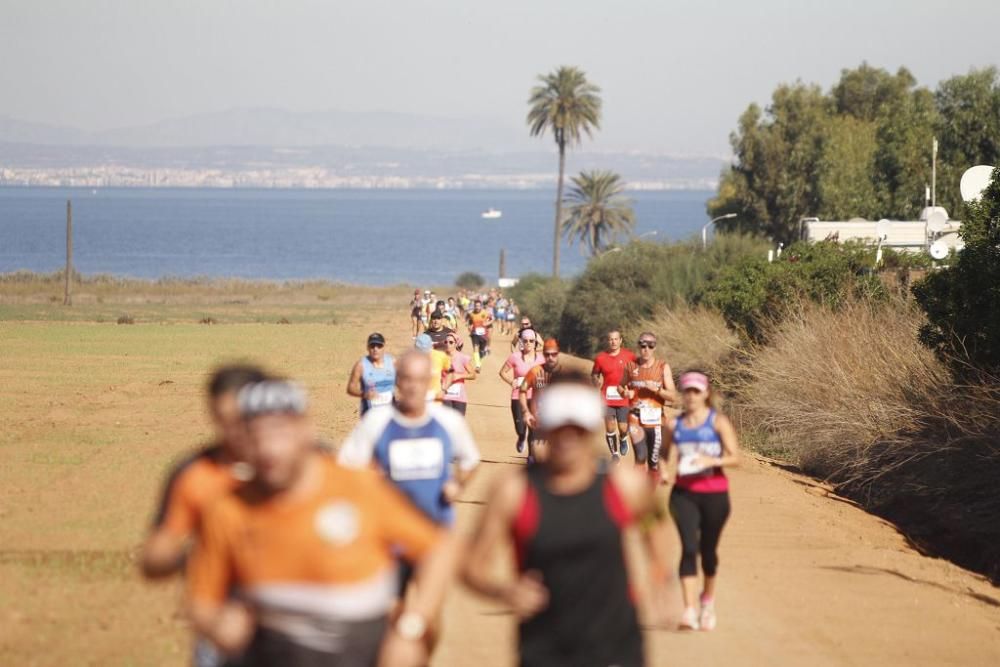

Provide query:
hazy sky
left=2, top=0, right=998, bottom=156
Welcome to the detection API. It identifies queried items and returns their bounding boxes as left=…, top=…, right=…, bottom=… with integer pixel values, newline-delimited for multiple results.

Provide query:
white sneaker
left=699, top=600, right=717, bottom=631
left=679, top=606, right=700, bottom=631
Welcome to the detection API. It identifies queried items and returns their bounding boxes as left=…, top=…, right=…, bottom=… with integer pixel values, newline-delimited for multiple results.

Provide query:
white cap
left=537, top=384, right=604, bottom=431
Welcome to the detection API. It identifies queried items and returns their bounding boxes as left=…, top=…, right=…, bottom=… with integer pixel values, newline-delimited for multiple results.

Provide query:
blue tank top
left=673, top=409, right=723, bottom=481
left=371, top=415, right=456, bottom=525
left=360, top=354, right=395, bottom=415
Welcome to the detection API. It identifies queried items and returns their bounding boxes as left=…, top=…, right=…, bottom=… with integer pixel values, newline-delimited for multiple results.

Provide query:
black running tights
left=511, top=399, right=528, bottom=441
left=670, top=488, right=730, bottom=578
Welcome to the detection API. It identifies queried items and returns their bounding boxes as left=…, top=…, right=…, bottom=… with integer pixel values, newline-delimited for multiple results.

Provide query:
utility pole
left=63, top=200, right=73, bottom=306
left=931, top=137, right=938, bottom=207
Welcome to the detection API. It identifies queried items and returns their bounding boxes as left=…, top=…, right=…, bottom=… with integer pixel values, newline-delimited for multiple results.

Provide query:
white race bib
left=474, top=326, right=486, bottom=336
left=445, top=382, right=463, bottom=397
left=678, top=453, right=708, bottom=477
left=605, top=386, right=621, bottom=400
left=639, top=405, right=662, bottom=426
left=371, top=390, right=393, bottom=407
left=388, top=438, right=445, bottom=481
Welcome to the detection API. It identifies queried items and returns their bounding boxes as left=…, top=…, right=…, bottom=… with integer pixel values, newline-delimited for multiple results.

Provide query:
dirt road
left=424, top=322, right=1000, bottom=666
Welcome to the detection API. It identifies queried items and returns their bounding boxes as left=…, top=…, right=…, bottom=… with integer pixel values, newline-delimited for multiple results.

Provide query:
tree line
left=708, top=63, right=1000, bottom=243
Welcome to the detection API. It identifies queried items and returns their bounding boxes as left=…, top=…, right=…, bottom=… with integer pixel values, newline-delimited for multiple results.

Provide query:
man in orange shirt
left=141, top=364, right=267, bottom=579
left=188, top=380, right=457, bottom=667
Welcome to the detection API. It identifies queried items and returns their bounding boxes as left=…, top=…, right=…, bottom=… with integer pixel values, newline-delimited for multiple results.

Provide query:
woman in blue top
left=346, top=332, right=397, bottom=416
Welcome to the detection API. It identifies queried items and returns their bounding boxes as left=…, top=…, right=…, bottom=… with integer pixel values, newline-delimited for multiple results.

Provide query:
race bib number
left=388, top=438, right=445, bottom=481
left=371, top=391, right=393, bottom=407
left=639, top=405, right=662, bottom=426
left=678, top=453, right=708, bottom=477
left=445, top=383, right=462, bottom=397
left=474, top=327, right=486, bottom=336
left=605, top=386, right=621, bottom=400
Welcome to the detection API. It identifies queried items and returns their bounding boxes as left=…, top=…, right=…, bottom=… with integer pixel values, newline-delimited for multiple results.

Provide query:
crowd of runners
left=139, top=288, right=740, bottom=667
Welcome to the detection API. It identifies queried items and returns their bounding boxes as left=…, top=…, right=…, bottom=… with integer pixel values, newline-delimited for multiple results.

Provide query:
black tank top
left=512, top=465, right=644, bottom=667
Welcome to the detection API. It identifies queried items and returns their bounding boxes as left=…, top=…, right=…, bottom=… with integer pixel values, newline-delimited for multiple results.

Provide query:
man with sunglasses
left=424, top=309, right=455, bottom=349
left=520, top=338, right=563, bottom=463
left=619, top=333, right=677, bottom=473
left=592, top=329, right=636, bottom=462
left=347, top=332, right=397, bottom=416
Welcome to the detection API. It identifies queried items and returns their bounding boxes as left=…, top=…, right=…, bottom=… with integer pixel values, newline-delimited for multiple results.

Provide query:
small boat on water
left=481, top=208, right=502, bottom=219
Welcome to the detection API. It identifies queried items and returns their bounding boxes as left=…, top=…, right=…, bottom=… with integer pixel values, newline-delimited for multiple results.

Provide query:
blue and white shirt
left=337, top=404, right=480, bottom=525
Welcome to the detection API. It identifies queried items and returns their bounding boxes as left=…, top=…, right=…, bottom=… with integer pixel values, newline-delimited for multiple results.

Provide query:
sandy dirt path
left=419, top=323, right=1000, bottom=667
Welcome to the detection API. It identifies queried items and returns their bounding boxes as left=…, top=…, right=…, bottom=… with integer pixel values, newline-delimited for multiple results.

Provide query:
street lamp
left=702, top=213, right=737, bottom=249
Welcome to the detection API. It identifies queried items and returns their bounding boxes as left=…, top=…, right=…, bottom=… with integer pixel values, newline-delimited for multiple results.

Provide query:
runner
left=140, top=364, right=267, bottom=667
left=495, top=294, right=509, bottom=336
left=499, top=328, right=544, bottom=454
left=511, top=315, right=537, bottom=352
left=188, top=379, right=457, bottom=667
left=664, top=371, right=741, bottom=631
left=619, top=332, right=676, bottom=472
left=441, top=332, right=475, bottom=415
left=461, top=370, right=669, bottom=667
left=444, top=297, right=460, bottom=330
left=338, top=350, right=480, bottom=615
left=414, top=333, right=450, bottom=403
left=423, top=309, right=455, bottom=349
left=409, top=290, right=423, bottom=339
left=519, top=338, right=562, bottom=463
left=591, top=329, right=636, bottom=462
left=346, top=332, right=396, bottom=416
left=420, top=289, right=433, bottom=329
left=466, top=299, right=493, bottom=372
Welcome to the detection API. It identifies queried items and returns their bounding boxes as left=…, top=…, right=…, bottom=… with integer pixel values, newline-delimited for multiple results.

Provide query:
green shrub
left=558, top=234, right=768, bottom=355
left=698, top=240, right=884, bottom=342
left=913, top=167, right=1000, bottom=377
left=454, top=271, right=485, bottom=289
left=508, top=273, right=569, bottom=340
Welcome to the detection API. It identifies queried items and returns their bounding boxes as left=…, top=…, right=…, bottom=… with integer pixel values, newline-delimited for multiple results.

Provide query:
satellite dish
left=875, top=219, right=891, bottom=241
left=960, top=165, right=994, bottom=202
left=929, top=241, right=949, bottom=260
left=926, top=209, right=947, bottom=233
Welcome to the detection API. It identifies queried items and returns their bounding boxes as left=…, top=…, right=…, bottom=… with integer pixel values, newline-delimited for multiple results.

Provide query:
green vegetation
left=914, top=167, right=1000, bottom=376
left=561, top=170, right=635, bottom=256
left=710, top=63, right=1000, bottom=242
left=527, top=65, right=602, bottom=277
left=454, top=271, right=486, bottom=290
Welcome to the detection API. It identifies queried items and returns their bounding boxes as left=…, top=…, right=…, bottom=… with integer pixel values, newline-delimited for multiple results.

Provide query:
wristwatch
left=395, top=611, right=427, bottom=641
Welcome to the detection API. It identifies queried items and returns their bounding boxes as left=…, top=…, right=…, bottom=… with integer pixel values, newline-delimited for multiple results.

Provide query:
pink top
left=506, top=351, right=544, bottom=400
left=444, top=352, right=472, bottom=403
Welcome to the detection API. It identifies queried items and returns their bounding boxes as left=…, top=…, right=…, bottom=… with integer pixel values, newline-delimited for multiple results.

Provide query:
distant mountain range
left=0, top=108, right=727, bottom=189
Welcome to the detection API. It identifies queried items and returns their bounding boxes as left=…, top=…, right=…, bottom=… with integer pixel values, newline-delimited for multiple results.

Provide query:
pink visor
left=679, top=372, right=709, bottom=393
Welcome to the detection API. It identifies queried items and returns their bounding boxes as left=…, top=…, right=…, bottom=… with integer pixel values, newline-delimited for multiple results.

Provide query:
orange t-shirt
left=154, top=446, right=240, bottom=538
left=188, top=454, right=442, bottom=612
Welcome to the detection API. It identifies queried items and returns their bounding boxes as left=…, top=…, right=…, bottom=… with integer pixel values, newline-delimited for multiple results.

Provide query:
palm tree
left=562, top=170, right=636, bottom=256
left=527, top=66, right=602, bottom=277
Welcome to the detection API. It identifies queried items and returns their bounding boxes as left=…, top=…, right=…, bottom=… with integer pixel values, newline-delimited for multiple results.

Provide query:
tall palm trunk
left=553, top=140, right=566, bottom=277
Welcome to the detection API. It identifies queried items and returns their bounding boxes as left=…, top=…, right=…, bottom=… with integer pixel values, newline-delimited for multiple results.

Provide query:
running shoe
left=611, top=453, right=621, bottom=465
left=699, top=599, right=717, bottom=631
left=516, top=438, right=526, bottom=454
left=619, top=437, right=629, bottom=457
left=679, top=606, right=700, bottom=631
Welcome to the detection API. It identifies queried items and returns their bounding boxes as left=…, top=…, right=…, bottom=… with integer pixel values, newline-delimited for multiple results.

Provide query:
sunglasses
left=521, top=321, right=531, bottom=326
left=369, top=343, right=384, bottom=349
left=543, top=352, right=559, bottom=358
left=638, top=341, right=656, bottom=349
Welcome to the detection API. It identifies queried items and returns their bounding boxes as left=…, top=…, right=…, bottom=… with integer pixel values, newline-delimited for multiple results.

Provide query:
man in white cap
left=461, top=369, right=672, bottom=667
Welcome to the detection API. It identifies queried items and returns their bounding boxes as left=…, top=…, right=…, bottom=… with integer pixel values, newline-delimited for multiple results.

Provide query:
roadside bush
left=508, top=274, right=569, bottom=340
left=913, top=167, right=1000, bottom=377
left=455, top=271, right=485, bottom=289
left=738, top=296, right=1000, bottom=580
left=559, top=234, right=767, bottom=355
left=116, top=314, right=135, bottom=325
left=698, top=240, right=884, bottom=343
